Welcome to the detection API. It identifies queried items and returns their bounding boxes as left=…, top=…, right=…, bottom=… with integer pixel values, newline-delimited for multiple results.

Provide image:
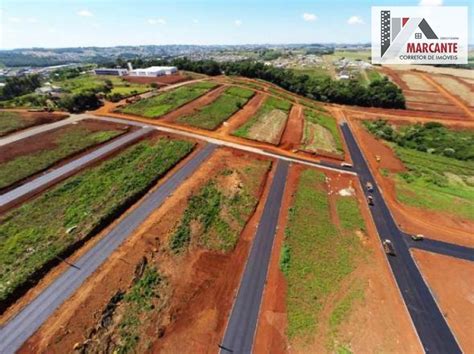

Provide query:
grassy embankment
left=301, top=109, right=344, bottom=156
left=119, top=82, right=218, bottom=118
left=365, top=120, right=474, bottom=221
left=0, top=137, right=194, bottom=303
left=0, top=125, right=123, bottom=189
left=177, top=86, right=254, bottom=130
left=280, top=169, right=366, bottom=351
left=0, top=111, right=29, bottom=136
left=170, top=160, right=270, bottom=253
left=233, top=96, right=292, bottom=142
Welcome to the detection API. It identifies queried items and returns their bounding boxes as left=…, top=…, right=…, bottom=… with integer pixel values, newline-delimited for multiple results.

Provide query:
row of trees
left=365, top=120, right=474, bottom=161
left=113, top=57, right=405, bottom=109
left=0, top=74, right=42, bottom=100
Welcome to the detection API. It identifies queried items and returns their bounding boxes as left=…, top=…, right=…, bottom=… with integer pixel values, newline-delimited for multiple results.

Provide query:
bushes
left=57, top=91, right=102, bottom=113
left=1, top=74, right=41, bottom=100
left=364, top=119, right=474, bottom=161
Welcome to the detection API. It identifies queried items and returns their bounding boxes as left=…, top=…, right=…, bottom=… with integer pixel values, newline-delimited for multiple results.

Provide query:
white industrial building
left=128, top=66, right=178, bottom=77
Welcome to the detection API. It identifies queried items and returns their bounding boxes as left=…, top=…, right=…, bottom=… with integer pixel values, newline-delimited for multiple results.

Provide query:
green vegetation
left=364, top=120, right=474, bottom=161
left=0, top=74, right=41, bottom=100
left=366, top=69, right=382, bottom=83
left=0, top=138, right=194, bottom=302
left=170, top=161, right=269, bottom=253
left=149, top=58, right=405, bottom=108
left=56, top=74, right=149, bottom=101
left=120, top=81, right=218, bottom=118
left=117, top=265, right=164, bottom=353
left=364, top=120, right=474, bottom=220
left=0, top=126, right=123, bottom=189
left=0, top=92, right=50, bottom=109
left=177, top=86, right=254, bottom=130
left=281, top=169, right=365, bottom=342
left=268, top=87, right=296, bottom=103
left=291, top=67, right=332, bottom=80
left=233, top=96, right=292, bottom=138
left=302, top=109, right=344, bottom=154
left=336, top=196, right=365, bottom=231
left=0, top=111, right=28, bottom=136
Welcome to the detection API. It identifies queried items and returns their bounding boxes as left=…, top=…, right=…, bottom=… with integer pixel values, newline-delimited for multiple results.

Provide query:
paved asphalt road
left=405, top=235, right=474, bottom=262
left=0, top=143, right=216, bottom=354
left=340, top=122, right=461, bottom=354
left=220, top=160, right=289, bottom=354
left=0, top=116, right=82, bottom=147
left=0, top=127, right=153, bottom=209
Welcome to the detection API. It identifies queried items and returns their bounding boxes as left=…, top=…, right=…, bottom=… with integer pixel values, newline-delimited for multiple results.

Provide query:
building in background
left=94, top=68, right=128, bottom=76
left=128, top=66, right=178, bottom=77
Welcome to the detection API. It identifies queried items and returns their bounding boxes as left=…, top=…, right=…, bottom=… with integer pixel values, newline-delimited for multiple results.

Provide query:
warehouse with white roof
left=128, top=66, right=178, bottom=77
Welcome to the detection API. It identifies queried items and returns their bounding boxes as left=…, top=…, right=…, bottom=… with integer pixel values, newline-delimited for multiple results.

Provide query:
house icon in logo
left=381, top=10, right=438, bottom=57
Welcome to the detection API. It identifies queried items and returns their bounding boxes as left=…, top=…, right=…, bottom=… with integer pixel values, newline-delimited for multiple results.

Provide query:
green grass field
left=281, top=169, right=365, bottom=345
left=120, top=81, right=218, bottom=118
left=0, top=125, right=123, bottom=190
left=394, top=146, right=474, bottom=221
left=176, top=86, right=254, bottom=130
left=170, top=160, right=270, bottom=253
left=0, top=137, right=194, bottom=302
left=364, top=120, right=474, bottom=221
left=233, top=96, right=292, bottom=139
left=56, top=75, right=149, bottom=96
left=302, top=109, right=344, bottom=155
left=267, top=87, right=297, bottom=103
left=0, top=111, right=28, bottom=136
left=291, top=67, right=332, bottom=80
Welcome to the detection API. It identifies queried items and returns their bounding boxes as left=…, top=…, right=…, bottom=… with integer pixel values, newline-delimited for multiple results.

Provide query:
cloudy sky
left=0, top=0, right=472, bottom=49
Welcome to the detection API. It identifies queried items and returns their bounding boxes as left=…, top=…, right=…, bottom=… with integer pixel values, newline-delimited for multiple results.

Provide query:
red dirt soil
left=254, top=164, right=422, bottom=353
left=412, top=250, right=474, bottom=353
left=217, top=93, right=266, bottom=135
left=18, top=148, right=274, bottom=354
left=350, top=119, right=474, bottom=247
left=0, top=132, right=197, bottom=326
left=280, top=104, right=303, bottom=151
left=0, top=119, right=129, bottom=165
left=154, top=152, right=274, bottom=354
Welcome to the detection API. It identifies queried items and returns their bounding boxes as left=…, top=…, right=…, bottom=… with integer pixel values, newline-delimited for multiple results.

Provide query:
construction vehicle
left=411, top=234, right=424, bottom=241
left=366, top=182, right=374, bottom=192
left=367, top=195, right=374, bottom=206
left=383, top=239, right=396, bottom=256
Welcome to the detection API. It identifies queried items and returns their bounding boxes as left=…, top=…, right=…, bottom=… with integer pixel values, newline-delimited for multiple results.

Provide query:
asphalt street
left=0, top=115, right=82, bottom=147
left=405, top=235, right=474, bottom=262
left=0, top=143, right=216, bottom=354
left=0, top=127, right=153, bottom=209
left=340, top=122, right=462, bottom=354
left=220, top=160, right=289, bottom=354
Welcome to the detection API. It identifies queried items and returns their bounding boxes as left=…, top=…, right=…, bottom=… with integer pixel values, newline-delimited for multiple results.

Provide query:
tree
left=1, top=74, right=42, bottom=100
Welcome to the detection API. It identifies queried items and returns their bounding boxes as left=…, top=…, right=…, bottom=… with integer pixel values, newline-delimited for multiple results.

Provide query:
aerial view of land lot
left=0, top=1, right=473, bottom=354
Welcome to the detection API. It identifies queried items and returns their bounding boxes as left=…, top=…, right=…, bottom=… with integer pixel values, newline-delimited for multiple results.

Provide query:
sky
left=0, top=0, right=472, bottom=49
